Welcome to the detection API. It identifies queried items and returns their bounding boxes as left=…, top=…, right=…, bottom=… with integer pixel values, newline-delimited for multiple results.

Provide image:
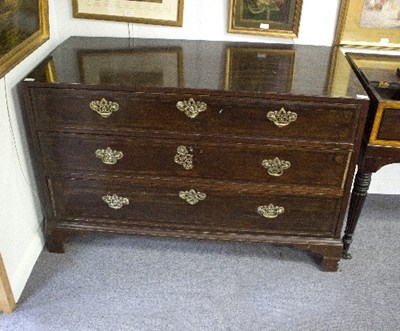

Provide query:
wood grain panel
left=31, top=87, right=359, bottom=143
left=50, top=177, right=341, bottom=237
left=38, top=132, right=352, bottom=189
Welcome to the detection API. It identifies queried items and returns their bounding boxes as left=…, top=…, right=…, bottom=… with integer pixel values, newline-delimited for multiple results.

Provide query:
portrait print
left=360, top=0, right=400, bottom=29
left=336, top=0, right=400, bottom=48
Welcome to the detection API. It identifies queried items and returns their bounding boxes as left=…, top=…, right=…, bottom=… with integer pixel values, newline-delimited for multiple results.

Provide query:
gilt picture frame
left=336, top=0, right=400, bottom=48
left=0, top=0, right=49, bottom=77
left=72, top=0, right=184, bottom=27
left=228, top=0, right=303, bottom=38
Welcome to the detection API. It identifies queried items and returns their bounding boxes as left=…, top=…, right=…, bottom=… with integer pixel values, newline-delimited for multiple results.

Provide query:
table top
left=26, top=37, right=367, bottom=101
left=346, top=52, right=400, bottom=102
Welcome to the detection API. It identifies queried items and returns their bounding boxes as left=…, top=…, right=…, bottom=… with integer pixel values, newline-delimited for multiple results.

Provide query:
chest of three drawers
left=22, top=85, right=365, bottom=271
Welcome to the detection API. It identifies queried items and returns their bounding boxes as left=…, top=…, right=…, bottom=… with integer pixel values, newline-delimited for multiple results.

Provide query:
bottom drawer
left=49, top=177, right=342, bottom=237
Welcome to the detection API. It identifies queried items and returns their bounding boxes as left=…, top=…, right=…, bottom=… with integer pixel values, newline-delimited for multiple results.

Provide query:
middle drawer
left=39, top=132, right=351, bottom=189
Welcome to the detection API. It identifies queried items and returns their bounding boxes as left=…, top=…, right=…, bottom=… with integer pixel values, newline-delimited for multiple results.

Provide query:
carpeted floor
left=1, top=194, right=399, bottom=331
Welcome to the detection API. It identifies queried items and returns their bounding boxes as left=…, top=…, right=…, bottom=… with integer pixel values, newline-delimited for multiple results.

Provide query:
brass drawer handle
left=378, top=81, right=389, bottom=88
left=257, top=204, right=285, bottom=219
left=179, top=189, right=206, bottom=205
left=176, top=98, right=207, bottom=119
left=102, top=193, right=129, bottom=210
left=267, top=108, right=297, bottom=127
left=90, top=98, right=119, bottom=118
left=95, top=147, right=124, bottom=165
left=174, top=145, right=193, bottom=170
left=262, top=157, right=291, bottom=176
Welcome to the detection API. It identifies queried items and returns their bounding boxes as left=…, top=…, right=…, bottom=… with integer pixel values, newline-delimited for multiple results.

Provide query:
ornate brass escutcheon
left=262, top=157, right=291, bottom=176
left=179, top=189, right=206, bottom=205
left=176, top=98, right=207, bottom=119
left=267, top=108, right=297, bottom=127
left=90, top=98, right=119, bottom=118
left=95, top=147, right=124, bottom=165
left=174, top=146, right=193, bottom=170
left=257, top=204, right=285, bottom=219
left=378, top=81, right=389, bottom=88
left=102, top=193, right=129, bottom=210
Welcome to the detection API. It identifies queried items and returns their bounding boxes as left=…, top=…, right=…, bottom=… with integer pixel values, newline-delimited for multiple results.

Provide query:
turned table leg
left=342, top=172, right=372, bottom=259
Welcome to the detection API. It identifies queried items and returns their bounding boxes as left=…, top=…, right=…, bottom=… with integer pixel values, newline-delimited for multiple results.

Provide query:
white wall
left=1, top=0, right=399, bottom=303
left=0, top=0, right=61, bottom=301
left=54, top=0, right=341, bottom=45
left=369, top=165, right=400, bottom=194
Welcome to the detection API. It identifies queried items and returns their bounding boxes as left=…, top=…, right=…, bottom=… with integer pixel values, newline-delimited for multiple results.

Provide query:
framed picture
left=78, top=48, right=183, bottom=87
left=336, top=0, right=400, bottom=48
left=228, top=0, right=303, bottom=38
left=72, top=0, right=184, bottom=27
left=0, top=0, right=49, bottom=77
left=225, top=46, right=295, bottom=93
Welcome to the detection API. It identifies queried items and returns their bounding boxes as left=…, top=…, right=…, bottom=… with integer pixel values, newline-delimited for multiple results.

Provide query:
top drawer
left=30, top=87, right=359, bottom=143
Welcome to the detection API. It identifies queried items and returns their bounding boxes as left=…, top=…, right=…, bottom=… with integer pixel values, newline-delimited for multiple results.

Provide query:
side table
left=343, top=52, right=400, bottom=258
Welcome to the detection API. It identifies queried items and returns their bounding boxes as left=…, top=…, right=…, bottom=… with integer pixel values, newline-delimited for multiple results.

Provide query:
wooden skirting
left=0, top=253, right=16, bottom=313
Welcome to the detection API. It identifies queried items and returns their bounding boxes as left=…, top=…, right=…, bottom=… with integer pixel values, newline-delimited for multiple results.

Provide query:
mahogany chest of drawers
left=20, top=38, right=369, bottom=271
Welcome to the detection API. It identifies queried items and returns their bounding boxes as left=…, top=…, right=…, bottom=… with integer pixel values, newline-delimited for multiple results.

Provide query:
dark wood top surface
left=346, top=52, right=400, bottom=102
left=25, top=37, right=367, bottom=101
